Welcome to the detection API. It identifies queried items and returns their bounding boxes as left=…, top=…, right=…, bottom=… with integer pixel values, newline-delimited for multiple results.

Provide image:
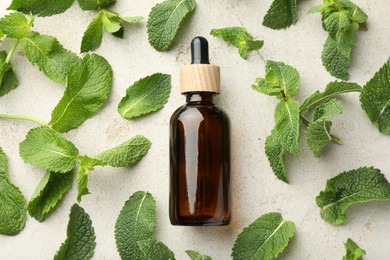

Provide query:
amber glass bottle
left=169, top=36, right=231, bottom=226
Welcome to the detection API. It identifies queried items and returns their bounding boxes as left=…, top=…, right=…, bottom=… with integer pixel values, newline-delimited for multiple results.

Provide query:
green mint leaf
left=252, top=78, right=282, bottom=97
left=147, top=0, right=196, bottom=51
left=262, top=0, right=298, bottom=29
left=0, top=51, right=19, bottom=97
left=321, top=26, right=355, bottom=80
left=210, top=27, right=263, bottom=59
left=185, top=250, right=212, bottom=260
left=306, top=99, right=343, bottom=157
left=27, top=171, right=73, bottom=221
left=0, top=12, right=30, bottom=39
left=81, top=12, right=103, bottom=53
left=20, top=31, right=81, bottom=83
left=137, top=239, right=176, bottom=259
left=115, top=191, right=156, bottom=260
left=0, top=29, right=4, bottom=39
left=94, top=135, right=151, bottom=167
left=8, top=0, right=74, bottom=17
left=308, top=4, right=331, bottom=14
left=77, top=0, right=115, bottom=10
left=120, top=16, right=143, bottom=24
left=54, top=204, right=96, bottom=260
left=0, top=147, right=27, bottom=236
left=340, top=0, right=368, bottom=24
left=265, top=129, right=288, bottom=183
left=316, top=166, right=390, bottom=225
left=300, top=81, right=361, bottom=112
left=49, top=54, right=112, bottom=132
left=360, top=58, right=390, bottom=134
left=266, top=60, right=300, bottom=98
left=343, top=238, right=366, bottom=260
left=118, top=73, right=171, bottom=119
left=232, top=212, right=295, bottom=260
left=312, top=98, right=343, bottom=121
left=19, top=126, right=79, bottom=173
left=323, top=11, right=351, bottom=37
left=76, top=156, right=103, bottom=202
left=274, top=99, right=300, bottom=155
left=101, top=10, right=121, bottom=33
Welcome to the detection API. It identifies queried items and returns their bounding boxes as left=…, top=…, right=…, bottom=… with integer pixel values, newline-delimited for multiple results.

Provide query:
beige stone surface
left=0, top=0, right=390, bottom=259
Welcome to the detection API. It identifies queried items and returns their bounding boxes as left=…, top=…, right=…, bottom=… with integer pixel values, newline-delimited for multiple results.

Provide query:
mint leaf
left=274, top=99, right=300, bottom=155
left=137, top=239, right=176, bottom=259
left=20, top=32, right=81, bottom=83
left=94, top=135, right=151, bottom=167
left=54, top=204, right=96, bottom=260
left=323, top=11, right=351, bottom=37
left=77, top=0, right=115, bottom=10
left=267, top=61, right=300, bottom=98
left=118, top=73, right=171, bottom=119
left=8, top=0, right=74, bottom=16
left=232, top=212, right=295, bottom=260
left=27, top=171, right=73, bottom=221
left=0, top=147, right=27, bottom=236
left=19, top=126, right=79, bottom=173
left=0, top=51, right=19, bottom=97
left=316, top=167, right=390, bottom=225
left=314, top=0, right=368, bottom=79
left=306, top=99, right=343, bottom=157
left=343, top=238, right=366, bottom=260
left=147, top=0, right=196, bottom=51
left=265, top=129, right=288, bottom=183
left=300, top=81, right=361, bottom=112
left=321, top=27, right=355, bottom=80
left=76, top=156, right=103, bottom=202
left=81, top=12, right=103, bottom=53
left=360, top=58, right=390, bottom=134
left=8, top=0, right=74, bottom=17
left=0, top=12, right=30, bottom=39
left=262, top=0, right=298, bottom=29
left=185, top=250, right=212, bottom=260
left=120, top=16, right=143, bottom=24
left=115, top=191, right=156, bottom=260
left=101, top=10, right=122, bottom=33
left=210, top=27, right=263, bottom=59
left=81, top=10, right=142, bottom=51
left=49, top=54, right=112, bottom=132
left=252, top=78, right=281, bottom=97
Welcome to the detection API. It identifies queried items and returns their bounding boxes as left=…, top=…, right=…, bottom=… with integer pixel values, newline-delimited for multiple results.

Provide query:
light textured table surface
left=1, top=0, right=390, bottom=259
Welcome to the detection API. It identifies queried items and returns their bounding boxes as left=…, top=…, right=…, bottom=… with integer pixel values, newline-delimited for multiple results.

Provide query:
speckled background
left=1, top=0, right=390, bottom=259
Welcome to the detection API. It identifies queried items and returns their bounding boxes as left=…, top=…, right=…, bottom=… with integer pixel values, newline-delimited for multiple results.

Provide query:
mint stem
left=0, top=113, right=47, bottom=126
left=300, top=116, right=343, bottom=144
left=5, top=39, right=20, bottom=64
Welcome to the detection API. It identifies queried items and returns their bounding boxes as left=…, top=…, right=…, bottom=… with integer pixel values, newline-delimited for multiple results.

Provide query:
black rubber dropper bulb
left=191, top=36, right=210, bottom=64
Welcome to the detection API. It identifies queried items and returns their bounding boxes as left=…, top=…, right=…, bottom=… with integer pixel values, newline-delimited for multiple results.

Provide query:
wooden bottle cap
left=180, top=64, right=220, bottom=94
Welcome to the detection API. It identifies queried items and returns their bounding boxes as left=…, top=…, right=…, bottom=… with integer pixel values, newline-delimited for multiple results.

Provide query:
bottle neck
left=185, top=92, right=214, bottom=105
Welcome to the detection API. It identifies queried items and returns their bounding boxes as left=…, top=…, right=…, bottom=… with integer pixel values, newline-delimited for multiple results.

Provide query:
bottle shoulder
left=170, top=104, right=229, bottom=124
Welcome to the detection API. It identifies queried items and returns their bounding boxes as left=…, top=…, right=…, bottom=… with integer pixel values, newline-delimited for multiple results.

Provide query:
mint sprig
left=253, top=60, right=361, bottom=182
left=309, top=0, right=368, bottom=79
left=210, top=27, right=264, bottom=59
left=81, top=10, right=143, bottom=53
